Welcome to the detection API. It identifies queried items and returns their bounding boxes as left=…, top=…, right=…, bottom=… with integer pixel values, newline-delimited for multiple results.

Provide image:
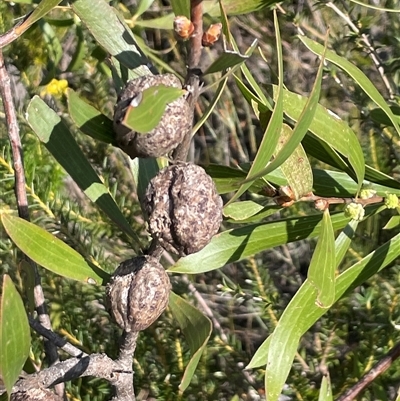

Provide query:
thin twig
left=336, top=341, right=400, bottom=401
left=326, top=1, right=395, bottom=99
left=172, top=0, right=203, bottom=162
left=0, top=49, right=63, bottom=396
left=188, top=0, right=203, bottom=70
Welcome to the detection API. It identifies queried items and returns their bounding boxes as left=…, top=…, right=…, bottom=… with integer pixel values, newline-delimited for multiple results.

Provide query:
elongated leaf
left=67, top=89, right=115, bottom=144
left=242, top=36, right=326, bottom=186
left=227, top=10, right=283, bottom=204
left=276, top=124, right=313, bottom=199
left=223, top=201, right=266, bottom=220
left=277, top=88, right=365, bottom=192
left=257, top=227, right=400, bottom=400
left=0, top=275, right=31, bottom=396
left=170, top=0, right=190, bottom=18
left=307, top=209, right=336, bottom=308
left=384, top=215, right=400, bottom=230
left=169, top=292, right=212, bottom=392
left=249, top=219, right=359, bottom=370
left=299, top=35, right=400, bottom=137
left=205, top=0, right=278, bottom=16
left=204, top=52, right=249, bottom=75
left=129, top=157, right=161, bottom=206
left=348, top=0, right=400, bottom=12
left=318, top=375, right=333, bottom=401
left=265, top=217, right=349, bottom=401
left=135, top=14, right=174, bottom=29
left=2, top=214, right=108, bottom=284
left=168, top=209, right=367, bottom=274
left=122, top=85, right=184, bottom=134
left=134, top=0, right=155, bottom=18
left=26, top=96, right=143, bottom=252
left=15, top=0, right=62, bottom=36
left=71, top=0, right=150, bottom=77
left=255, top=227, right=400, bottom=400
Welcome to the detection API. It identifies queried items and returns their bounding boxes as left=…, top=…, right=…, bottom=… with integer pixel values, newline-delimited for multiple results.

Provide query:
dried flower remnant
left=106, top=256, right=171, bottom=332
left=202, top=23, right=223, bottom=47
left=113, top=74, right=192, bottom=159
left=174, top=15, right=195, bottom=40
left=143, top=163, right=223, bottom=256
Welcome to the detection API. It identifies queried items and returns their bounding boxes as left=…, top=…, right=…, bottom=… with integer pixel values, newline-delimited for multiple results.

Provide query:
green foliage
left=1, top=0, right=400, bottom=400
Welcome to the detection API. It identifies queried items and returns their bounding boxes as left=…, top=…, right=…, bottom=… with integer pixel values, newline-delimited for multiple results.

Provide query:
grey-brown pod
left=106, top=256, right=171, bottom=332
left=113, top=74, right=192, bottom=159
left=143, top=163, right=223, bottom=256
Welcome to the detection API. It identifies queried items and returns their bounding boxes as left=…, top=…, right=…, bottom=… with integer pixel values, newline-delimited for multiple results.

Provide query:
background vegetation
left=1, top=0, right=400, bottom=400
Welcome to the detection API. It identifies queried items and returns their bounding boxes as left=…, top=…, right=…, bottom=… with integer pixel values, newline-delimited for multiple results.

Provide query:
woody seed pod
left=113, top=74, right=192, bottom=159
left=143, top=163, right=223, bottom=256
left=106, top=256, right=171, bottom=332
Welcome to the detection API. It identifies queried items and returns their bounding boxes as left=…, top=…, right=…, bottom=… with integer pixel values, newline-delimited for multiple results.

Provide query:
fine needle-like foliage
left=1, top=0, right=400, bottom=400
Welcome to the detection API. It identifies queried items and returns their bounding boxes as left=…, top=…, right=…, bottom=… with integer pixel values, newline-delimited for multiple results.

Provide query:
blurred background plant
left=1, top=0, right=400, bottom=400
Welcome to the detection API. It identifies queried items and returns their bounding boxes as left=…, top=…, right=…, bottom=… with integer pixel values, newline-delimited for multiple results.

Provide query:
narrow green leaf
left=227, top=10, right=283, bottom=204
left=249, top=219, right=358, bottom=369
left=299, top=35, right=400, bottom=137
left=129, top=157, right=161, bottom=205
left=253, top=226, right=400, bottom=394
left=204, top=0, right=277, bottom=16
left=67, top=24, right=86, bottom=72
left=0, top=275, right=31, bottom=396
left=307, top=209, right=336, bottom=308
left=266, top=213, right=339, bottom=401
left=277, top=88, right=365, bottom=192
left=71, top=0, right=150, bottom=77
left=122, top=85, right=184, bottom=134
left=15, top=0, right=62, bottom=36
left=223, top=201, right=265, bottom=221
left=313, top=169, right=400, bottom=197
left=26, top=96, right=143, bottom=252
left=2, top=214, right=108, bottom=284
left=242, top=34, right=327, bottom=186
left=277, top=124, right=313, bottom=199
left=135, top=13, right=174, bottom=30
left=318, top=375, right=333, bottom=401
left=348, top=0, right=400, bottom=12
left=134, top=0, right=155, bottom=18
left=67, top=89, right=115, bottom=144
left=204, top=52, right=249, bottom=75
left=383, top=215, right=400, bottom=230
left=168, top=209, right=362, bottom=274
left=169, top=292, right=212, bottom=392
left=170, top=0, right=190, bottom=18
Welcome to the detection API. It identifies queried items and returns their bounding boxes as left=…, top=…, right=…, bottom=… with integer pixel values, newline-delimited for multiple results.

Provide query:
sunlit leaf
left=15, top=0, right=62, bottom=36
left=122, top=85, right=184, bottom=134
left=169, top=292, right=212, bottom=392
left=307, top=209, right=336, bottom=308
left=170, top=0, right=190, bottom=18
left=0, top=275, right=31, bottom=396
left=168, top=209, right=367, bottom=274
left=227, top=10, right=283, bottom=204
left=276, top=88, right=365, bottom=193
left=299, top=35, right=400, bottom=137
left=204, top=52, right=249, bottom=75
left=250, top=224, right=400, bottom=398
left=134, top=0, right=156, bottom=18
left=67, top=89, right=115, bottom=144
left=318, top=374, right=333, bottom=401
left=1, top=214, right=108, bottom=284
left=71, top=0, right=150, bottom=76
left=26, top=96, right=143, bottom=252
left=276, top=124, right=313, bottom=199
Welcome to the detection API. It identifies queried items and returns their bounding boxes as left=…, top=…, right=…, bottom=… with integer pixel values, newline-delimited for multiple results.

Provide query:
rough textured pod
left=143, top=163, right=223, bottom=256
left=106, top=256, right=171, bottom=332
left=113, top=74, right=192, bottom=158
